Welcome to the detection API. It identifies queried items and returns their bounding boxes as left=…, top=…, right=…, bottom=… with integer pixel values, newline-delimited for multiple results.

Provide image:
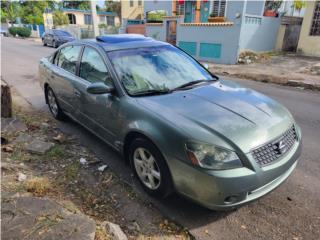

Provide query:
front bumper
left=167, top=138, right=302, bottom=210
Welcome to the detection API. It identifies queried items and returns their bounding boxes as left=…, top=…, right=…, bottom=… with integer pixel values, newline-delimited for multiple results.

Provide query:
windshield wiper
left=133, top=89, right=172, bottom=96
left=172, top=79, right=217, bottom=91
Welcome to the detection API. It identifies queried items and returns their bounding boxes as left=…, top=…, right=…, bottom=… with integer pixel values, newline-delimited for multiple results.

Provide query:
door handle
left=74, top=90, right=81, bottom=97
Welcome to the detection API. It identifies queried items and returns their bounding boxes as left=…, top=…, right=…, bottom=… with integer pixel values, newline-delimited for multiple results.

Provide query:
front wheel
left=46, top=87, right=66, bottom=120
left=129, top=138, right=173, bottom=198
left=52, top=41, right=57, bottom=48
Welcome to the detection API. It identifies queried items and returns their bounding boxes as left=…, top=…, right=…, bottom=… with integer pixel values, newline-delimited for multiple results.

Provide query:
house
left=144, top=0, right=282, bottom=64
left=275, top=1, right=320, bottom=56
left=297, top=1, right=320, bottom=56
left=61, top=8, right=120, bottom=27
left=121, top=0, right=144, bottom=20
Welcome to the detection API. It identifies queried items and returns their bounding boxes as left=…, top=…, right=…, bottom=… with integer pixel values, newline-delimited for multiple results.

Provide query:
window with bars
left=212, top=0, right=226, bottom=17
left=107, top=16, right=115, bottom=26
left=176, top=1, right=185, bottom=16
left=84, top=14, right=92, bottom=25
left=310, top=1, right=320, bottom=36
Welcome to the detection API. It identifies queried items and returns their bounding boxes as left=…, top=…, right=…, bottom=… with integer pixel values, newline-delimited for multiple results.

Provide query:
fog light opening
left=224, top=195, right=239, bottom=204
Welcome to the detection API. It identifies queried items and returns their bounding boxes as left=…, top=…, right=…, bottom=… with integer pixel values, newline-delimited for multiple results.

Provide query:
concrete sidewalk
left=205, top=54, right=320, bottom=90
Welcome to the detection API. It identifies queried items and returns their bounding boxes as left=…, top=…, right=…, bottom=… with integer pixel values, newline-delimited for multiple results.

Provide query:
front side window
left=80, top=47, right=111, bottom=85
left=108, top=45, right=212, bottom=95
left=57, top=45, right=82, bottom=74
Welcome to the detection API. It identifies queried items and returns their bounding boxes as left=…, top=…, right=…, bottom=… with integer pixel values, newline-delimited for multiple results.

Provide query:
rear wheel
left=46, top=87, right=65, bottom=120
left=129, top=138, right=173, bottom=198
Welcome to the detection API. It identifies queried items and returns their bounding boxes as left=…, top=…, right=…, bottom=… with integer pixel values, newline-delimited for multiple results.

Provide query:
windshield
left=53, top=30, right=71, bottom=37
left=107, top=45, right=213, bottom=95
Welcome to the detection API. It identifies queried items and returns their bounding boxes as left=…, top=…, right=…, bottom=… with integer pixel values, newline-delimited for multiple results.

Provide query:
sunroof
left=96, top=34, right=151, bottom=43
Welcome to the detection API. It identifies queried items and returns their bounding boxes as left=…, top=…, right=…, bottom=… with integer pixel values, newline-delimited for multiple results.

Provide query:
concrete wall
left=177, top=24, right=240, bottom=64
left=145, top=24, right=166, bottom=41
left=297, top=1, right=320, bottom=56
left=239, top=15, right=281, bottom=52
left=245, top=0, right=264, bottom=15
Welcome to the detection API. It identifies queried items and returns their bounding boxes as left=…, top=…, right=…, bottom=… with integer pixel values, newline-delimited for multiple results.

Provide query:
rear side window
left=56, top=45, right=82, bottom=74
left=79, top=47, right=112, bottom=85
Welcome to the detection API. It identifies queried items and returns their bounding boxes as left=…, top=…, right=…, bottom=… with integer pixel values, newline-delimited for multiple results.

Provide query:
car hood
left=136, top=80, right=294, bottom=153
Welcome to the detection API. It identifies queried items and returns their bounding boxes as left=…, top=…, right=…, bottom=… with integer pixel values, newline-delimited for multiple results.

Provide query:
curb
left=214, top=71, right=320, bottom=91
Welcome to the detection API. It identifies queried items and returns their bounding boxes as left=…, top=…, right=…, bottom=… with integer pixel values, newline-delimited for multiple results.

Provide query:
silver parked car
left=38, top=35, right=302, bottom=210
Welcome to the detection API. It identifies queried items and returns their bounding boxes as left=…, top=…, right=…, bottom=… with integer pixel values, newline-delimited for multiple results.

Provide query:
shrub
left=16, top=27, right=31, bottom=38
left=8, top=26, right=18, bottom=36
left=98, top=23, right=107, bottom=29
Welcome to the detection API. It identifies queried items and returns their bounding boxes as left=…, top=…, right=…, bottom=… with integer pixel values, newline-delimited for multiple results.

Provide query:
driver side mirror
left=86, top=82, right=114, bottom=94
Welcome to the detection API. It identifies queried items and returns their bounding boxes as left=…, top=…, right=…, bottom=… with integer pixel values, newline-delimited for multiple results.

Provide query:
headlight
left=186, top=142, right=242, bottom=170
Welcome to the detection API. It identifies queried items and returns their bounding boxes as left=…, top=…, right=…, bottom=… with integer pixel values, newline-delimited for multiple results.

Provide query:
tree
left=53, top=11, right=69, bottom=26
left=1, top=0, right=58, bottom=25
left=1, top=0, right=20, bottom=25
left=62, top=1, right=91, bottom=10
left=19, top=0, right=57, bottom=25
left=105, top=0, right=121, bottom=23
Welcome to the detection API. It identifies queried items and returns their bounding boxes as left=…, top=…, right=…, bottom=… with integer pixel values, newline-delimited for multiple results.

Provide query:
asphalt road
left=2, top=37, right=320, bottom=240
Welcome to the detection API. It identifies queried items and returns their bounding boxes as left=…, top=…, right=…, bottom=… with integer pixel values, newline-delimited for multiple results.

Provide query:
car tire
left=46, top=87, right=66, bottom=120
left=52, top=41, right=57, bottom=48
left=129, top=138, right=173, bottom=198
left=43, top=39, right=47, bottom=46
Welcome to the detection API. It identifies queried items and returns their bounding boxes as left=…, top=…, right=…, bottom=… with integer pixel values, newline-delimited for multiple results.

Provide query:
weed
left=64, top=162, right=80, bottom=180
left=46, top=145, right=67, bottom=159
left=95, top=224, right=109, bottom=240
left=25, top=177, right=51, bottom=196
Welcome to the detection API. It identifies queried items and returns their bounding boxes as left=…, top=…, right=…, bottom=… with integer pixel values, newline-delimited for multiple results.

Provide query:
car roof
left=75, top=34, right=170, bottom=52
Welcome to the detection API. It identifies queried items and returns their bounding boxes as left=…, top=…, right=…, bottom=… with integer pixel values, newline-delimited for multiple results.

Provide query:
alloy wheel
left=47, top=89, right=58, bottom=117
left=133, top=147, right=161, bottom=190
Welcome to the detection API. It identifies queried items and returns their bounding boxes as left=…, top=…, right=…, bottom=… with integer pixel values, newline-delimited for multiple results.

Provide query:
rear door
left=50, top=45, right=83, bottom=115
left=73, top=46, right=119, bottom=144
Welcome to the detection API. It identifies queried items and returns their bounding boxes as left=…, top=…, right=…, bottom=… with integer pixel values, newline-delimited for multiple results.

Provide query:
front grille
left=252, top=125, right=297, bottom=166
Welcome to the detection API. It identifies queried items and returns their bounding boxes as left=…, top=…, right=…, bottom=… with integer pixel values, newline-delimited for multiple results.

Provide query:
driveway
left=2, top=37, right=320, bottom=240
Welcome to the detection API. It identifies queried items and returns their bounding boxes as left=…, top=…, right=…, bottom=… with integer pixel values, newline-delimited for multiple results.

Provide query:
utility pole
left=90, top=1, right=99, bottom=37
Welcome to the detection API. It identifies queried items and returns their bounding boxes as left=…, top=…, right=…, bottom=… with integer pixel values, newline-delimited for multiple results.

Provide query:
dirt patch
left=1, top=104, right=192, bottom=239
left=206, top=54, right=320, bottom=90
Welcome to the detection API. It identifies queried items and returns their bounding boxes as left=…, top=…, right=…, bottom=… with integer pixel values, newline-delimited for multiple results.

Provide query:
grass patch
left=45, top=145, right=68, bottom=159
left=26, top=213, right=64, bottom=238
left=25, top=177, right=51, bottom=197
left=95, top=224, right=109, bottom=240
left=11, top=147, right=35, bottom=162
left=64, top=162, right=80, bottom=181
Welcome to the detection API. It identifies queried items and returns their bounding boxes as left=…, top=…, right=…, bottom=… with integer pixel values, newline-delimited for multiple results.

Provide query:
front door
left=51, top=45, right=83, bottom=114
left=73, top=46, right=119, bottom=144
left=166, top=20, right=177, bottom=45
left=201, top=1, right=210, bottom=22
left=184, top=1, right=194, bottom=23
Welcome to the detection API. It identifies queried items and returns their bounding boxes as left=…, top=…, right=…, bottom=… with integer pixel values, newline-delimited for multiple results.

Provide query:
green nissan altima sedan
left=38, top=34, right=302, bottom=210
